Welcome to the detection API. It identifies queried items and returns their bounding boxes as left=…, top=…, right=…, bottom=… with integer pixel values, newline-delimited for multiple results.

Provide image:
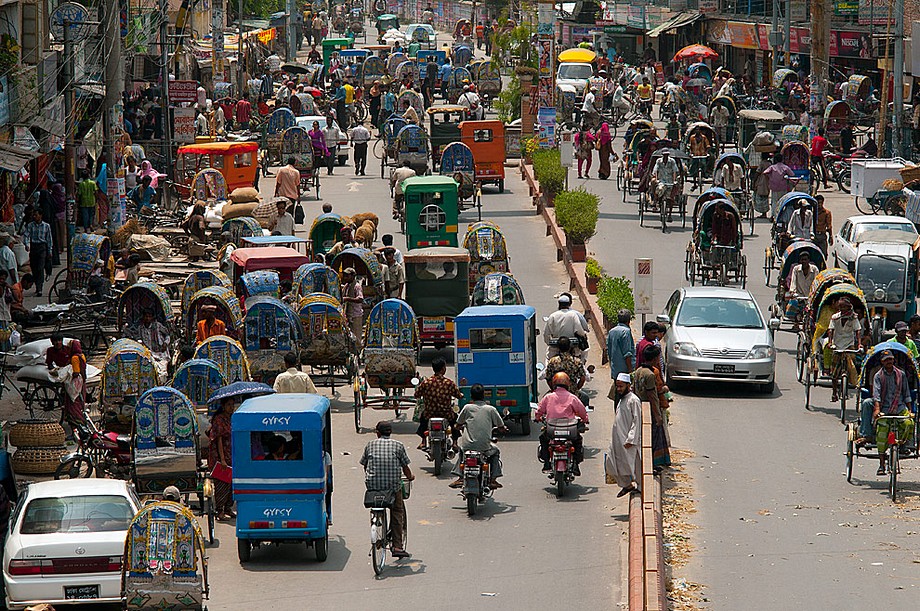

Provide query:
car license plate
left=713, top=364, right=735, bottom=374
left=65, top=585, right=100, bottom=600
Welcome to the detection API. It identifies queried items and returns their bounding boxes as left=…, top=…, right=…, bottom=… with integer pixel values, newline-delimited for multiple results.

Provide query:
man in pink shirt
left=535, top=372, right=589, bottom=473
left=235, top=98, right=252, bottom=130
left=761, top=152, right=795, bottom=218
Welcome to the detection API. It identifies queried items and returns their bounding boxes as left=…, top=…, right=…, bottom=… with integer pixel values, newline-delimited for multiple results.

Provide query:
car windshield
left=676, top=296, right=764, bottom=328
left=853, top=223, right=917, bottom=243
left=857, top=255, right=906, bottom=304
left=557, top=64, right=593, bottom=80
left=21, top=495, right=134, bottom=534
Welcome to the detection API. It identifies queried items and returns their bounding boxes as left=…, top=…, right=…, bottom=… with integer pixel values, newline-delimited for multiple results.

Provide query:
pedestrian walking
left=22, top=208, right=52, bottom=297
left=596, top=122, right=613, bottom=180
left=351, top=121, right=371, bottom=175
left=575, top=126, right=595, bottom=179
left=606, top=309, right=635, bottom=405
left=606, top=372, right=641, bottom=498
left=752, top=156, right=771, bottom=218
left=634, top=344, right=671, bottom=471
left=814, top=194, right=833, bottom=257
left=76, top=170, right=98, bottom=230
left=312, top=14, right=325, bottom=46
left=762, top=152, right=795, bottom=219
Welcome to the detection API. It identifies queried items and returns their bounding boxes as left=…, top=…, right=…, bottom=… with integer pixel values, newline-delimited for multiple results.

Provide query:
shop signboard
left=173, top=107, right=196, bottom=143
left=726, top=21, right=759, bottom=49
left=858, top=0, right=894, bottom=25
left=790, top=0, right=807, bottom=22
left=831, top=31, right=873, bottom=58
left=626, top=4, right=645, bottom=29
left=536, top=107, right=556, bottom=149
left=835, top=0, right=858, bottom=15
left=706, top=20, right=731, bottom=45
left=169, top=80, right=198, bottom=104
left=698, top=0, right=718, bottom=13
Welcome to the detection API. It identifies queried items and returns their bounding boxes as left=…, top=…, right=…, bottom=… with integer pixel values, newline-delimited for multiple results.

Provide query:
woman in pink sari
left=596, top=123, right=613, bottom=180
left=138, top=160, right=161, bottom=189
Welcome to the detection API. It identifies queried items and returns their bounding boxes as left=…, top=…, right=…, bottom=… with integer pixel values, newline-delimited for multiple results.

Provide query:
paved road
left=203, top=135, right=625, bottom=607
left=576, top=114, right=920, bottom=607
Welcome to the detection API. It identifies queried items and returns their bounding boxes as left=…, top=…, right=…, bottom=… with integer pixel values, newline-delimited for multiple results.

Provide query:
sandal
left=877, top=466, right=887, bottom=476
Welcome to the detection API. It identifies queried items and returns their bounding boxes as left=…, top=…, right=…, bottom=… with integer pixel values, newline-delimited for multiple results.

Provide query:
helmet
left=551, top=372, right=571, bottom=389
left=163, top=486, right=181, bottom=502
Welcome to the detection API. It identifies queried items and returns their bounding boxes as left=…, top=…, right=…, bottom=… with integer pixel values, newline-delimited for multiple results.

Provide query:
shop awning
left=647, top=11, right=702, bottom=38
left=0, top=143, right=40, bottom=172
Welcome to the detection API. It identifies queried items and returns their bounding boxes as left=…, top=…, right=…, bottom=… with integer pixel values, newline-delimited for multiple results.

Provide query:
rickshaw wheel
left=763, top=248, right=773, bottom=286
left=207, top=510, right=215, bottom=545
left=688, top=258, right=696, bottom=286
left=795, top=335, right=806, bottom=383
left=839, top=376, right=848, bottom=424
left=521, top=416, right=531, bottom=436
left=889, top=444, right=899, bottom=502
left=314, top=174, right=321, bottom=200
left=803, top=361, right=813, bottom=411
left=683, top=250, right=691, bottom=281
left=885, top=196, right=907, bottom=217
left=845, top=424, right=856, bottom=483
left=854, top=196, right=872, bottom=215
left=739, top=256, right=747, bottom=290
left=314, top=533, right=329, bottom=562
left=237, top=539, right=252, bottom=563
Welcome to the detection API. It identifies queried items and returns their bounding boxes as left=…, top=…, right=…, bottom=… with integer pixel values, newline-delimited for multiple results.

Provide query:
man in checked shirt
left=414, top=357, right=464, bottom=451
left=22, top=208, right=53, bottom=296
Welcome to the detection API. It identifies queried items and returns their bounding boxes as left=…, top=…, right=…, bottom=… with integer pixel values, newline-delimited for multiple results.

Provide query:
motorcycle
left=460, top=427, right=505, bottom=516
left=542, top=418, right=582, bottom=498
left=425, top=417, right=455, bottom=476
left=822, top=150, right=866, bottom=194
left=54, top=415, right=133, bottom=480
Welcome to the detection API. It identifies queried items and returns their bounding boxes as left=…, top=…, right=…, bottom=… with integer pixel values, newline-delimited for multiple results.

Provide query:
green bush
left=585, top=257, right=603, bottom=278
left=533, top=149, right=566, bottom=195
left=554, top=188, right=599, bottom=244
left=495, top=74, right=523, bottom=124
left=597, top=275, right=635, bottom=321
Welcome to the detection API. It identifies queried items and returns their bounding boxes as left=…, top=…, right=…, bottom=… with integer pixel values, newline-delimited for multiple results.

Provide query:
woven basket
left=900, top=165, right=920, bottom=183
left=12, top=446, right=68, bottom=475
left=9, top=420, right=66, bottom=448
left=882, top=179, right=905, bottom=191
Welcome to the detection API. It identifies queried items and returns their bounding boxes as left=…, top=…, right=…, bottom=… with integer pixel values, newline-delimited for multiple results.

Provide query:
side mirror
left=768, top=318, right=781, bottom=331
left=656, top=314, right=670, bottom=326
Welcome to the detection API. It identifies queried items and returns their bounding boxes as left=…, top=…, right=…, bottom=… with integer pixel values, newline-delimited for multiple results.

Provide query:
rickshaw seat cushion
left=364, top=488, right=396, bottom=508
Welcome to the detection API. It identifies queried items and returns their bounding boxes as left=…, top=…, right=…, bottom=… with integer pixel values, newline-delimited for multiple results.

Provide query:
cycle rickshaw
left=309, top=212, right=347, bottom=259
left=352, top=298, right=420, bottom=432
left=452, top=45, right=473, bottom=68
left=686, top=198, right=747, bottom=287
left=131, top=385, right=217, bottom=544
left=439, top=141, right=478, bottom=209
left=471, top=272, right=525, bottom=306
left=683, top=188, right=734, bottom=279
left=780, top=140, right=812, bottom=193
left=802, top=280, right=868, bottom=421
left=773, top=68, right=800, bottom=108
left=446, top=66, right=473, bottom=104
left=638, top=146, right=688, bottom=232
left=171, top=357, right=226, bottom=449
left=122, top=498, right=209, bottom=610
left=239, top=270, right=281, bottom=301
left=709, top=96, right=737, bottom=147
left=395, top=60, right=420, bottom=85
left=386, top=51, right=408, bottom=75
left=470, top=60, right=501, bottom=108
left=221, top=216, right=263, bottom=247
left=101, top=338, right=161, bottom=431
left=376, top=116, right=408, bottom=178
left=181, top=270, right=232, bottom=312
left=49, top=233, right=113, bottom=303
left=361, top=55, right=386, bottom=88
left=241, top=296, right=304, bottom=381
left=824, top=100, right=852, bottom=149
left=683, top=121, right=719, bottom=190
left=186, top=285, right=245, bottom=341
left=330, top=247, right=387, bottom=314
left=845, top=341, right=920, bottom=501
left=454, top=19, right=473, bottom=46
left=463, top=221, right=510, bottom=291
left=781, top=124, right=808, bottom=144
left=282, top=126, right=320, bottom=200
left=395, top=123, right=430, bottom=175
left=292, top=262, right=341, bottom=301
left=770, top=239, right=826, bottom=331
left=298, top=292, right=359, bottom=390
left=428, top=105, right=467, bottom=168
left=713, top=152, right=754, bottom=234
left=117, top=281, right=174, bottom=334
left=619, top=124, right=655, bottom=201
left=763, top=191, right=818, bottom=285
left=265, top=107, right=296, bottom=165
left=193, top=334, right=251, bottom=384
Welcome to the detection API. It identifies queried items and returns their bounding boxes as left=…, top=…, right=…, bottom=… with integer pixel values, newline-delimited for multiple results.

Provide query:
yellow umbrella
left=557, top=48, right=597, bottom=63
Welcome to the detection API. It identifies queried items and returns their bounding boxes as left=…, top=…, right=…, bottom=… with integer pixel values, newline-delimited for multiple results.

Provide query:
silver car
left=658, top=286, right=777, bottom=393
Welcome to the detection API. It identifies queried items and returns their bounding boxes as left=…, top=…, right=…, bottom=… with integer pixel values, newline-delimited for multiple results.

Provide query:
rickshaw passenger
left=788, top=200, right=813, bottom=239
left=449, top=384, right=506, bottom=489
left=786, top=252, right=817, bottom=318
left=714, top=158, right=742, bottom=190
left=125, top=309, right=170, bottom=379
left=196, top=305, right=226, bottom=343
left=710, top=204, right=736, bottom=246
left=652, top=150, right=680, bottom=209
left=401, top=99, right=419, bottom=125
left=390, top=161, right=417, bottom=217
left=826, top=297, right=863, bottom=403
left=857, top=350, right=914, bottom=475
left=414, top=357, right=463, bottom=450
left=361, top=421, right=414, bottom=558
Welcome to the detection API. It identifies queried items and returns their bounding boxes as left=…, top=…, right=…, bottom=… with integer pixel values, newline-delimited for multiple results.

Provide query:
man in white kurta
left=607, top=372, right=642, bottom=497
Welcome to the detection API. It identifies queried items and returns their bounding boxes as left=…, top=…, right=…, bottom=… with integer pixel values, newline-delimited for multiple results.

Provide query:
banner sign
left=169, top=80, right=198, bottom=104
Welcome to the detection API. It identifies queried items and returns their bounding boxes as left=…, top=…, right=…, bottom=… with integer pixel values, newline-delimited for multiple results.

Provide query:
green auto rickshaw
left=403, top=247, right=470, bottom=349
left=401, top=175, right=459, bottom=250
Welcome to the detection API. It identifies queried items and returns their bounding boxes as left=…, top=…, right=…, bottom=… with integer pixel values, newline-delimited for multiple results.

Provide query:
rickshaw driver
left=611, top=78, right=630, bottom=119
left=543, top=292, right=589, bottom=362
left=788, top=200, right=813, bottom=240
left=894, top=321, right=920, bottom=360
left=710, top=203, right=737, bottom=246
left=196, top=304, right=226, bottom=344
left=459, top=85, right=484, bottom=121
left=414, top=357, right=464, bottom=451
left=856, top=350, right=914, bottom=475
left=636, top=77, right=654, bottom=116
left=390, top=161, right=417, bottom=218
left=360, top=421, right=415, bottom=558
left=401, top=99, right=420, bottom=125
left=327, top=226, right=358, bottom=259
left=826, top=296, right=864, bottom=404
left=581, top=86, right=600, bottom=126
left=535, top=373, right=589, bottom=475
left=786, top=251, right=817, bottom=321
left=449, top=384, right=507, bottom=490
left=651, top=149, right=680, bottom=219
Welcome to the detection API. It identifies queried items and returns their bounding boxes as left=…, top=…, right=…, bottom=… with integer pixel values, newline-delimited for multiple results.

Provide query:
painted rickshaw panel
left=193, top=335, right=251, bottom=383
left=292, top=263, right=341, bottom=301
left=118, top=282, right=173, bottom=329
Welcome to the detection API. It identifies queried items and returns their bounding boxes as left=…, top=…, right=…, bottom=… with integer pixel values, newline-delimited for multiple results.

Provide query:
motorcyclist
left=535, top=373, right=589, bottom=475
left=544, top=336, right=591, bottom=407
left=449, top=384, right=506, bottom=489
left=543, top=292, right=589, bottom=361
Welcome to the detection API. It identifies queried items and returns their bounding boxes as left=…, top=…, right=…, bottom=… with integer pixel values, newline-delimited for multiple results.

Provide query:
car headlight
left=673, top=342, right=701, bottom=357
left=747, top=345, right=774, bottom=360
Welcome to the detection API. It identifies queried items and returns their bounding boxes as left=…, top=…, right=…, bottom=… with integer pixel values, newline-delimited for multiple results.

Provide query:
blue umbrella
left=207, top=381, right=275, bottom=413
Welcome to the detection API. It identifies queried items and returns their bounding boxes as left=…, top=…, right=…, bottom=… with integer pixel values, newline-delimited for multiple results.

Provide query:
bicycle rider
left=611, top=78, right=630, bottom=122
left=360, top=421, right=415, bottom=558
left=651, top=149, right=680, bottom=220
left=826, top=296, right=863, bottom=404
left=857, top=350, right=914, bottom=475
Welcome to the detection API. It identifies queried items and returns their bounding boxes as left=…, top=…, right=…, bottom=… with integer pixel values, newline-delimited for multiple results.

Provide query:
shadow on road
left=373, top=557, right=428, bottom=580
left=673, top=381, right=782, bottom=400
left=241, top=535, right=352, bottom=572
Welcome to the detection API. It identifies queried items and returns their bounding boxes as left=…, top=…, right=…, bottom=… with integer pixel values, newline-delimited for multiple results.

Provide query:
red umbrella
left=673, top=44, right=719, bottom=62
left=303, top=86, right=323, bottom=98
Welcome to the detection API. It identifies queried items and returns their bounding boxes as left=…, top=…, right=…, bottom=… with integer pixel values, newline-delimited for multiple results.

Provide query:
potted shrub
left=554, top=188, right=599, bottom=262
left=532, top=148, right=566, bottom=206
left=585, top=257, right=602, bottom=294
left=597, top=275, right=635, bottom=330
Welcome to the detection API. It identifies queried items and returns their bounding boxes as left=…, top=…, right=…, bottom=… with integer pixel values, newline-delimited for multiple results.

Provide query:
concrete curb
left=521, top=159, right=667, bottom=611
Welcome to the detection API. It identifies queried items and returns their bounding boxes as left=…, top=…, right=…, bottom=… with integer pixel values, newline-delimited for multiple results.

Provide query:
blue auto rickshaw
left=453, top=305, right=539, bottom=435
left=233, top=393, right=332, bottom=563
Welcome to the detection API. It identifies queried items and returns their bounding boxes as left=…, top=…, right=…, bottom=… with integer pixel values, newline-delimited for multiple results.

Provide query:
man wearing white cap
left=606, top=372, right=641, bottom=497
left=543, top=292, right=589, bottom=362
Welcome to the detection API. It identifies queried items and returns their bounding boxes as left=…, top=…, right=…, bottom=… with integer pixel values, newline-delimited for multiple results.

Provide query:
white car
left=832, top=215, right=918, bottom=272
left=295, top=115, right=351, bottom=166
left=4, top=480, right=140, bottom=609
left=405, top=23, right=437, bottom=50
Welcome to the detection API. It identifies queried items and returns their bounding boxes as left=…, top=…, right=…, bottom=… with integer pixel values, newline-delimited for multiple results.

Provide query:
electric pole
left=893, top=0, right=905, bottom=156
left=102, top=0, right=124, bottom=229
left=810, top=0, right=829, bottom=136
left=63, top=21, right=75, bottom=259
left=160, top=0, right=172, bottom=179
left=286, top=0, right=295, bottom=60
left=771, top=0, right=780, bottom=72
left=784, top=0, right=791, bottom=66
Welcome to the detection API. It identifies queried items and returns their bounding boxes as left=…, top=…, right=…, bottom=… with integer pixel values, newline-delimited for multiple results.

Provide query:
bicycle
left=832, top=348, right=861, bottom=423
left=367, top=478, right=411, bottom=575
left=877, top=414, right=912, bottom=502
